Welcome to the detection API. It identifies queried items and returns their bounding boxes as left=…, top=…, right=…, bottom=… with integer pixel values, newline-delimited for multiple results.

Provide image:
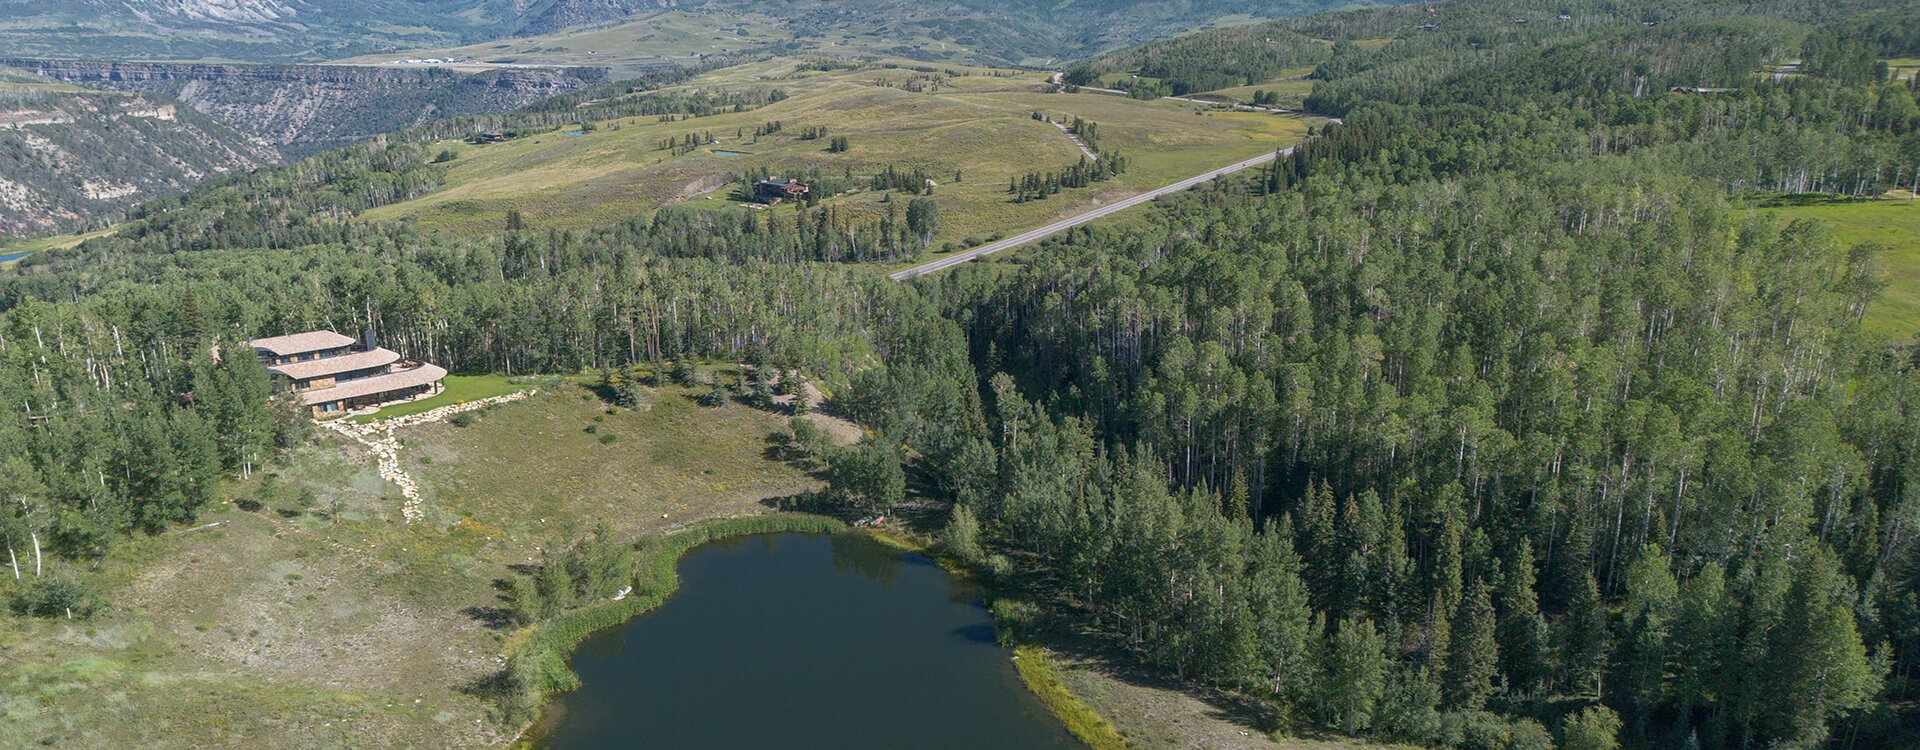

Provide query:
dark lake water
left=530, top=533, right=1082, bottom=749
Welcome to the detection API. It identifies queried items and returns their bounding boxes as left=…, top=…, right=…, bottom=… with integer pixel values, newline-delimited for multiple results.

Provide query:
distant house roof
left=268, top=347, right=401, bottom=380
left=250, top=331, right=356, bottom=356
left=757, top=177, right=796, bottom=186
left=297, top=363, right=448, bottom=406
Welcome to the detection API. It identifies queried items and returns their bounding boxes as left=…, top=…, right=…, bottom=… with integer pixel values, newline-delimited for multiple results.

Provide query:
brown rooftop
left=250, top=330, right=356, bottom=356
left=268, top=347, right=401, bottom=380
left=297, top=363, right=449, bottom=406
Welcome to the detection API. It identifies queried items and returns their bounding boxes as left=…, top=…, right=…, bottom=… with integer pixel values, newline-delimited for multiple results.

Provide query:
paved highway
left=889, top=147, right=1291, bottom=280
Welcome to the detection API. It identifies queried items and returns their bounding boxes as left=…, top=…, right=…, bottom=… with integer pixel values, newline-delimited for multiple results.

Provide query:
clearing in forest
left=1758, top=195, right=1920, bottom=342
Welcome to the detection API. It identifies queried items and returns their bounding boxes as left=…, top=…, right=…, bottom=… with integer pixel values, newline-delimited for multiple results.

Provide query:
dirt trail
left=322, top=390, right=535, bottom=523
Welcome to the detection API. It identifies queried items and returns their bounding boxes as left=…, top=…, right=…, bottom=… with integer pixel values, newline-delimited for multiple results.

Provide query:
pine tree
left=1247, top=524, right=1316, bottom=703
left=1756, top=549, right=1880, bottom=748
left=1322, top=617, right=1388, bottom=735
left=533, top=558, right=572, bottom=619
left=1618, top=544, right=1677, bottom=735
left=1425, top=504, right=1465, bottom=673
left=1561, top=571, right=1611, bottom=698
left=943, top=503, right=983, bottom=564
left=1445, top=577, right=1500, bottom=710
left=1497, top=540, right=1550, bottom=698
left=1669, top=564, right=1732, bottom=740
left=1561, top=705, right=1623, bottom=750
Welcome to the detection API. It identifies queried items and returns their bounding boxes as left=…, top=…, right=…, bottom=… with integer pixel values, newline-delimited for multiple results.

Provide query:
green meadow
left=1759, top=195, right=1920, bottom=342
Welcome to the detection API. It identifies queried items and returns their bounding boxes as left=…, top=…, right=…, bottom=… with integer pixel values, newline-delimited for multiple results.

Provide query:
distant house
left=250, top=329, right=447, bottom=417
left=1418, top=23, right=1440, bottom=31
left=467, top=132, right=508, bottom=145
left=1670, top=86, right=1735, bottom=94
left=754, top=177, right=809, bottom=204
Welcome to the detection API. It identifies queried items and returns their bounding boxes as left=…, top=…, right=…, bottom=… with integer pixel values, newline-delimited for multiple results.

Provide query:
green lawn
left=1758, top=196, right=1920, bottom=342
left=346, top=373, right=524, bottom=423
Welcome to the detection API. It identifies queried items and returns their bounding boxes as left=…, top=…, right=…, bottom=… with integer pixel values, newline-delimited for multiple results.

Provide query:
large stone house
left=249, top=329, right=446, bottom=417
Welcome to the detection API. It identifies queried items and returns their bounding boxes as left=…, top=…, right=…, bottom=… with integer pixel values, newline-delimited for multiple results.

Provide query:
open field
left=1886, top=58, right=1920, bottom=81
left=346, top=374, right=522, bottom=423
left=0, top=228, right=111, bottom=267
left=1757, top=195, right=1920, bottom=342
left=1200, top=75, right=1318, bottom=108
left=361, top=58, right=1314, bottom=248
left=0, top=378, right=829, bottom=748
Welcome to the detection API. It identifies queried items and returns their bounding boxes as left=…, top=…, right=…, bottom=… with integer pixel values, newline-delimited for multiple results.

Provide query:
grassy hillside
left=0, top=379, right=828, bottom=748
left=0, top=74, right=277, bottom=237
left=1066, top=22, right=1334, bottom=97
left=362, top=58, right=1317, bottom=247
left=1759, top=195, right=1920, bottom=342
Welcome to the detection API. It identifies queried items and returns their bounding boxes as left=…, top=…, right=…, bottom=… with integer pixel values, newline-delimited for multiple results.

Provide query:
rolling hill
left=356, top=58, right=1318, bottom=253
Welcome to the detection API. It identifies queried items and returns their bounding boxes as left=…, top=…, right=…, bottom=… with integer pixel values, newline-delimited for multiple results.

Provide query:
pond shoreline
left=503, top=513, right=848, bottom=748
left=503, top=516, right=1124, bottom=750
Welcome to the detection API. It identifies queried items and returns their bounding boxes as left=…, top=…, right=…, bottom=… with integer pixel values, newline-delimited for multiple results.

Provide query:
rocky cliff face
left=517, top=0, right=679, bottom=36
left=3, top=60, right=608, bottom=156
left=0, top=89, right=278, bottom=236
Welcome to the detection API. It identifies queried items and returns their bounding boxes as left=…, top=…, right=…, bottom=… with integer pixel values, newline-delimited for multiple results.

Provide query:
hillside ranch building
left=754, top=177, right=809, bottom=204
left=250, top=329, right=447, bottom=417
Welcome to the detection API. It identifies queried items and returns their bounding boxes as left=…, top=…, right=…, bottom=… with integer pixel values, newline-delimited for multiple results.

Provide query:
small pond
left=711, top=149, right=748, bottom=156
left=529, top=533, right=1081, bottom=749
left=0, top=251, right=32, bottom=264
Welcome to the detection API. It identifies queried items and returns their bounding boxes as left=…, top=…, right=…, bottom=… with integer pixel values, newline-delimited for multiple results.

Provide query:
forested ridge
left=1, top=2, right=1918, bottom=749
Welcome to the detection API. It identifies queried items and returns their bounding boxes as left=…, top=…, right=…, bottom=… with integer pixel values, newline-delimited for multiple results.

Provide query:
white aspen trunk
left=7, top=542, right=17, bottom=579
left=31, top=531, right=42, bottom=576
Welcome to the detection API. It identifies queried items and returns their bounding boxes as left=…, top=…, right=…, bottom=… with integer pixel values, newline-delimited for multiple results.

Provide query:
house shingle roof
left=267, top=348, right=400, bottom=380
left=298, top=364, right=448, bottom=406
left=250, top=331, right=356, bottom=356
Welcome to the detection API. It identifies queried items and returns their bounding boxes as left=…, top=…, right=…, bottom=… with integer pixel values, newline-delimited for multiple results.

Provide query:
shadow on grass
left=463, top=605, right=516, bottom=630
left=993, top=552, right=1290, bottom=741
left=1043, top=628, right=1289, bottom=738
left=1754, top=191, right=1885, bottom=208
